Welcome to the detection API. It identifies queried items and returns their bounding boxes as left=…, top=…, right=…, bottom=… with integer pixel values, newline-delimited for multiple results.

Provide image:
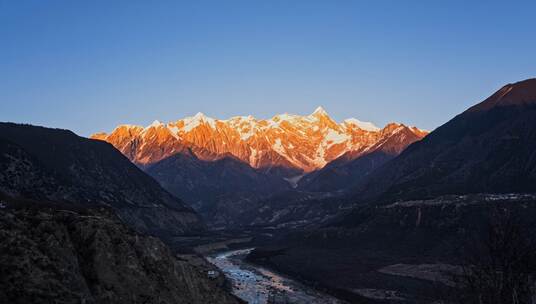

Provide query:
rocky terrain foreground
left=0, top=205, right=242, bottom=304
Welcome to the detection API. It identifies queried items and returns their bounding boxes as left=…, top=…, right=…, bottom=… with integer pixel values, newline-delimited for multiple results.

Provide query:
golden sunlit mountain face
left=92, top=107, right=428, bottom=174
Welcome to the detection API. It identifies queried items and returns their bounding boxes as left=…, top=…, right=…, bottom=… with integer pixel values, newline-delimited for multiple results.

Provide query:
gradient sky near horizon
left=1, top=1, right=535, bottom=136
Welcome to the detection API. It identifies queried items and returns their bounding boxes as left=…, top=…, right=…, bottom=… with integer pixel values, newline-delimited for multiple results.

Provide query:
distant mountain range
left=89, top=79, right=536, bottom=231
left=92, top=108, right=426, bottom=224
left=93, top=107, right=426, bottom=175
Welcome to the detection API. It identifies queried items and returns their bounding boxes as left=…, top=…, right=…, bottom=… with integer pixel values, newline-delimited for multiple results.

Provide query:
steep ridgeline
left=92, top=108, right=426, bottom=225
left=351, top=78, right=536, bottom=203
left=0, top=123, right=203, bottom=236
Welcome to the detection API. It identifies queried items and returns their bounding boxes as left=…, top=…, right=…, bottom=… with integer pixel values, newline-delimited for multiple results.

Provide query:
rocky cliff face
left=0, top=123, right=203, bottom=236
left=0, top=206, right=241, bottom=304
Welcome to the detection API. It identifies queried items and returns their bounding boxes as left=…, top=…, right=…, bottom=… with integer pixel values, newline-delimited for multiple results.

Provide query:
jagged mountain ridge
left=92, top=107, right=427, bottom=176
left=298, top=122, right=427, bottom=192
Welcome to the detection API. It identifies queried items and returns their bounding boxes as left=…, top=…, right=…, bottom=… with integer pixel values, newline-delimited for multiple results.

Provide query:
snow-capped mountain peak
left=182, top=112, right=217, bottom=131
left=149, top=120, right=163, bottom=127
left=311, top=106, right=328, bottom=116
left=92, top=107, right=427, bottom=174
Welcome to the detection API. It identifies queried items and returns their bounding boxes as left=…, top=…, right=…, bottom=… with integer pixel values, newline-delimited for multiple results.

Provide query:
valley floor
left=208, top=248, right=346, bottom=304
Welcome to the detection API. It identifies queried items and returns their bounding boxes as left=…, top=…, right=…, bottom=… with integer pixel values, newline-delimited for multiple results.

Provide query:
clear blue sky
left=1, top=1, right=535, bottom=136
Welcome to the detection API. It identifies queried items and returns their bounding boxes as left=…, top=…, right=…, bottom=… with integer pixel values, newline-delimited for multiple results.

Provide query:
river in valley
left=207, top=248, right=346, bottom=304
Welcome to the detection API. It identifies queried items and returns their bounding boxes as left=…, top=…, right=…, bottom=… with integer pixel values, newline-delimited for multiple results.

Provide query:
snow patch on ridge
left=249, top=147, right=259, bottom=165
left=167, top=126, right=181, bottom=139
left=240, top=129, right=255, bottom=140
left=272, top=138, right=285, bottom=154
left=273, top=113, right=299, bottom=122
left=324, top=129, right=350, bottom=145
left=344, top=118, right=380, bottom=131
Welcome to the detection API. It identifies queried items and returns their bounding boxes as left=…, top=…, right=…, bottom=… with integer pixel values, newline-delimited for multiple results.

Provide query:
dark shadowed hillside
left=249, top=194, right=536, bottom=303
left=352, top=78, right=536, bottom=203
left=0, top=123, right=203, bottom=236
left=145, top=150, right=290, bottom=222
left=248, top=79, right=536, bottom=303
left=0, top=123, right=245, bottom=304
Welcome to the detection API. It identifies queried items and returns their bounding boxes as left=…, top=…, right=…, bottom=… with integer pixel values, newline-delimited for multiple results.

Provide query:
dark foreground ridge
left=0, top=122, right=204, bottom=236
left=0, top=205, right=242, bottom=304
left=0, top=123, right=242, bottom=303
